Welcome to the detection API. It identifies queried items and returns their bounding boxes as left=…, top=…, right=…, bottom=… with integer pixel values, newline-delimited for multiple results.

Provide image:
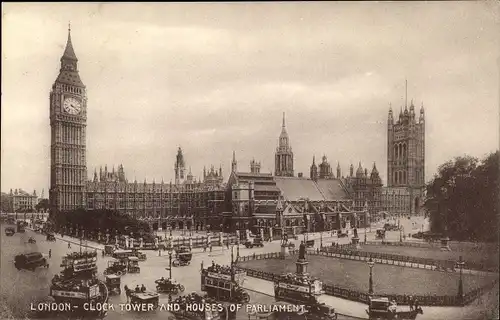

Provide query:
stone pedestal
left=351, top=236, right=361, bottom=249
left=140, top=237, right=144, bottom=249
left=125, top=235, right=130, bottom=248
left=440, top=237, right=451, bottom=251
left=280, top=245, right=289, bottom=259
left=269, top=227, right=273, bottom=240
left=130, top=238, right=135, bottom=248
left=296, top=259, right=309, bottom=276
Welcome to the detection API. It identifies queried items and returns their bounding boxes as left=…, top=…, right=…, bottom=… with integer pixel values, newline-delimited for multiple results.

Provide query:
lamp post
left=367, top=258, right=375, bottom=295
left=320, top=232, right=323, bottom=248
left=364, top=227, right=367, bottom=244
left=457, top=255, right=465, bottom=304
left=166, top=250, right=173, bottom=279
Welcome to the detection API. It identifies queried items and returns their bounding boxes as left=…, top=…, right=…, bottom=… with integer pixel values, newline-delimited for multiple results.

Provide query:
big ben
left=49, top=26, right=87, bottom=214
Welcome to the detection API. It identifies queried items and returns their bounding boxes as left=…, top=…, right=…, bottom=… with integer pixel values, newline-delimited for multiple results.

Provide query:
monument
left=280, top=233, right=290, bottom=259
left=296, top=241, right=309, bottom=276
left=351, top=228, right=361, bottom=249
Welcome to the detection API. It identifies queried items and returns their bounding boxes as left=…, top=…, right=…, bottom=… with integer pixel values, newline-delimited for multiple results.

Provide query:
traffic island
left=235, top=252, right=499, bottom=306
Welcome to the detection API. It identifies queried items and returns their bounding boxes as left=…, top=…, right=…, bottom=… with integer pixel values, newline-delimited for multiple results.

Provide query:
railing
left=235, top=251, right=500, bottom=307
left=321, top=244, right=498, bottom=273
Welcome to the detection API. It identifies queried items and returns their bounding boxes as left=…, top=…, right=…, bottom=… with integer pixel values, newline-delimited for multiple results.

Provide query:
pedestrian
left=203, top=244, right=207, bottom=252
left=158, top=249, right=161, bottom=257
left=68, top=242, right=71, bottom=249
left=102, top=250, right=105, bottom=257
left=414, top=299, right=419, bottom=312
left=48, top=249, right=52, bottom=258
left=124, top=285, right=130, bottom=302
left=141, top=284, right=146, bottom=292
left=210, top=245, right=212, bottom=252
left=409, top=295, right=414, bottom=311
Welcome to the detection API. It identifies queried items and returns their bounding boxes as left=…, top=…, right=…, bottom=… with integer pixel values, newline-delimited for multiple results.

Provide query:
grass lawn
left=238, top=255, right=499, bottom=296
left=358, top=243, right=499, bottom=270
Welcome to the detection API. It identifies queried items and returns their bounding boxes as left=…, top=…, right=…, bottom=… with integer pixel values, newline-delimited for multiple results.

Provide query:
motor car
left=14, top=252, right=49, bottom=271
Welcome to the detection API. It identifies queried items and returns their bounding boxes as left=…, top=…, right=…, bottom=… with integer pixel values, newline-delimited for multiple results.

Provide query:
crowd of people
left=51, top=273, right=99, bottom=291
left=279, top=272, right=316, bottom=287
left=206, top=261, right=233, bottom=275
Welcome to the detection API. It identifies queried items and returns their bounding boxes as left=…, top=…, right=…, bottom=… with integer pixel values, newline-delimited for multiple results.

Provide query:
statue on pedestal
left=299, top=241, right=306, bottom=260
left=354, top=228, right=358, bottom=238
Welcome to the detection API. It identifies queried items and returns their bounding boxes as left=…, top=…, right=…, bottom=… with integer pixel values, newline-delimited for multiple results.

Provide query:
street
left=2, top=215, right=497, bottom=320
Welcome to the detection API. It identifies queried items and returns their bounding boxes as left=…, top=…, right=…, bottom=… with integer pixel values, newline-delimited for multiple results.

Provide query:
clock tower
left=49, top=26, right=87, bottom=214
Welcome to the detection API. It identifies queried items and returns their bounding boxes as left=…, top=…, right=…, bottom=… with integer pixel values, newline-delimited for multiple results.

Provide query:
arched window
left=403, top=144, right=407, bottom=159
left=394, top=145, right=398, bottom=159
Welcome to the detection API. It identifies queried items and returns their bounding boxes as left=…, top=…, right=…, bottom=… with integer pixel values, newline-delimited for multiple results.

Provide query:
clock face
left=63, top=97, right=82, bottom=115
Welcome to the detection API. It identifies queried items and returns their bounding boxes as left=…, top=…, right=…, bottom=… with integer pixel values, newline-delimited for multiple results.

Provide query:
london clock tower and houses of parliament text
left=49, top=26, right=87, bottom=214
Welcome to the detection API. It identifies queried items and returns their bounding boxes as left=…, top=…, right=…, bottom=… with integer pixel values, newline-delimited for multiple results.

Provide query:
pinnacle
left=62, top=27, right=78, bottom=61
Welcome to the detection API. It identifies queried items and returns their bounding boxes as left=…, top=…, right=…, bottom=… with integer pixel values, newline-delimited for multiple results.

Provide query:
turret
left=350, top=163, right=354, bottom=177
left=336, top=162, right=341, bottom=179
left=310, top=156, right=318, bottom=181
left=231, top=151, right=237, bottom=173
left=388, top=104, right=394, bottom=125
left=93, top=169, right=98, bottom=182
left=356, top=162, right=364, bottom=178
left=99, top=166, right=103, bottom=181
left=409, top=99, right=416, bottom=121
left=419, top=103, right=425, bottom=123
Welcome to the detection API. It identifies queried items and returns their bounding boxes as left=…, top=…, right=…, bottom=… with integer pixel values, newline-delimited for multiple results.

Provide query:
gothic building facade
left=85, top=153, right=226, bottom=231
left=310, top=156, right=383, bottom=219
left=383, top=96, right=425, bottom=215
left=49, top=27, right=88, bottom=214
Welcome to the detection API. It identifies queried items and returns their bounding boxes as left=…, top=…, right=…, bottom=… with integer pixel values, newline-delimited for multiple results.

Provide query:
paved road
left=1, top=225, right=365, bottom=320
left=5, top=216, right=497, bottom=320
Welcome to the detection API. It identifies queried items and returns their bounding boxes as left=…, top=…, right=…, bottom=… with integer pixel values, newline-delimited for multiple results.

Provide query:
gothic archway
left=161, top=222, right=167, bottom=230
left=171, top=221, right=176, bottom=230
left=187, top=220, right=192, bottom=230
left=178, top=221, right=184, bottom=230
left=152, top=222, right=158, bottom=231
left=414, top=196, right=420, bottom=214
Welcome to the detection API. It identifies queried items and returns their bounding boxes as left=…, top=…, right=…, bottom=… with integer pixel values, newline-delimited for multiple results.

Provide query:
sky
left=1, top=2, right=499, bottom=195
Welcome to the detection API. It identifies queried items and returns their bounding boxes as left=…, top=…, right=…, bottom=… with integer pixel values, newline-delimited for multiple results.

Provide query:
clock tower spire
left=49, top=26, right=87, bottom=215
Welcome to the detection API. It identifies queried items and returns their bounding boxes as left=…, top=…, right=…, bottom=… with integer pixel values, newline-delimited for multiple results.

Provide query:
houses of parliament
left=49, top=29, right=425, bottom=233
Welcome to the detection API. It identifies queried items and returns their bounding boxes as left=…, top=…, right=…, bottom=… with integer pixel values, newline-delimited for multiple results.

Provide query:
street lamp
left=166, top=249, right=173, bottom=279
left=457, top=255, right=465, bottom=304
left=367, top=258, right=375, bottom=295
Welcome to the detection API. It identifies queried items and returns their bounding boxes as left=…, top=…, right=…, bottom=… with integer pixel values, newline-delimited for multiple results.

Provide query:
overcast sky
left=2, top=2, right=499, bottom=195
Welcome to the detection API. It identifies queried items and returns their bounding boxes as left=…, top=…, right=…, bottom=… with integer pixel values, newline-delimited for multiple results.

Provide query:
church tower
left=174, top=147, right=186, bottom=184
left=275, top=112, right=294, bottom=177
left=49, top=25, right=87, bottom=214
left=387, top=81, right=425, bottom=214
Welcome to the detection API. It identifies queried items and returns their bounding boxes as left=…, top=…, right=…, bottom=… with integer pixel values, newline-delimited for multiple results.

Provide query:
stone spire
left=62, top=23, right=78, bottom=62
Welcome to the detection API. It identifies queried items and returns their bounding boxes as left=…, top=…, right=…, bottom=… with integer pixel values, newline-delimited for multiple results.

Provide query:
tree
left=35, top=198, right=50, bottom=212
left=425, top=151, right=499, bottom=242
left=52, top=209, right=152, bottom=238
left=1, top=193, right=12, bottom=212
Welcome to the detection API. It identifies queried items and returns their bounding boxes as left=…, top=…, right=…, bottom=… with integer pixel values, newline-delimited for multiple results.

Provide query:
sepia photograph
left=1, top=2, right=499, bottom=320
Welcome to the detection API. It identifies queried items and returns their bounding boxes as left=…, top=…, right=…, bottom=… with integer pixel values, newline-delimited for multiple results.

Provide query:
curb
left=242, top=286, right=366, bottom=319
